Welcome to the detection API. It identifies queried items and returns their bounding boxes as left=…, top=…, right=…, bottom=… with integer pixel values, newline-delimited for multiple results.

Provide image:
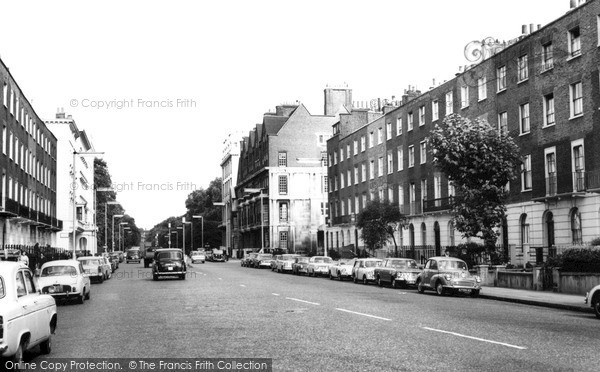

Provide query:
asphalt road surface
left=28, top=259, right=600, bottom=371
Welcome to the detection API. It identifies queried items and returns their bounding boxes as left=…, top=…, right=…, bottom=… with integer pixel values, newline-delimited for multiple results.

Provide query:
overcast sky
left=0, top=0, right=569, bottom=229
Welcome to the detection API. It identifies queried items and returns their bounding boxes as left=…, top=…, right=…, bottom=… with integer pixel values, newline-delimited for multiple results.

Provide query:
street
left=32, top=260, right=599, bottom=371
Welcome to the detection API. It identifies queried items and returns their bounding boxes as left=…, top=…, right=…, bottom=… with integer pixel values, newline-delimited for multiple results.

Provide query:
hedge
left=547, top=247, right=600, bottom=273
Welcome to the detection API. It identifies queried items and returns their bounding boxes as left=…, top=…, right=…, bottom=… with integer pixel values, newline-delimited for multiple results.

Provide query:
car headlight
left=475, top=276, right=481, bottom=283
left=444, top=274, right=453, bottom=281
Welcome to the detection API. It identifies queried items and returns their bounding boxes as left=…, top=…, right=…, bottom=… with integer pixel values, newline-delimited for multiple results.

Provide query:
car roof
left=77, top=256, right=100, bottom=260
left=358, top=258, right=382, bottom=261
left=41, top=260, right=79, bottom=267
left=0, top=261, right=29, bottom=275
left=429, top=256, right=465, bottom=261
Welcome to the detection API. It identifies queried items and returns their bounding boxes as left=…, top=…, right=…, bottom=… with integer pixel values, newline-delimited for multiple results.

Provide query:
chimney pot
left=522, top=24, right=528, bottom=34
left=529, top=23, right=535, bottom=34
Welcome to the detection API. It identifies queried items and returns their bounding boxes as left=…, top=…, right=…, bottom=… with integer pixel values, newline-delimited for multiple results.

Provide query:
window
left=320, top=151, right=327, bottom=166
left=279, top=231, right=288, bottom=249
left=347, top=170, right=352, bottom=187
left=421, top=179, right=428, bottom=201
left=408, top=145, right=415, bottom=168
left=408, top=112, right=414, bottom=131
left=543, top=93, right=555, bottom=127
left=339, top=148, right=344, bottom=162
left=568, top=27, right=581, bottom=58
left=278, top=175, right=288, bottom=195
left=521, top=154, right=532, bottom=191
left=420, top=141, right=427, bottom=164
left=445, top=91, right=453, bottom=115
left=572, top=140, right=585, bottom=191
left=360, top=136, right=366, bottom=152
left=369, top=160, right=375, bottom=180
left=279, top=202, right=288, bottom=222
left=431, top=101, right=439, bottom=122
left=517, top=55, right=529, bottom=82
left=378, top=188, right=384, bottom=201
left=388, top=187, right=394, bottom=203
left=519, top=103, right=530, bottom=134
left=398, top=186, right=404, bottom=209
left=355, top=196, right=360, bottom=213
left=369, top=132, right=374, bottom=148
left=278, top=152, right=287, bottom=167
left=545, top=148, right=557, bottom=196
left=362, top=194, right=367, bottom=210
left=520, top=214, right=530, bottom=247
left=2, top=126, right=5, bottom=155
left=2, top=83, right=7, bottom=107
left=354, top=165, right=359, bottom=185
left=460, top=86, right=469, bottom=108
left=434, top=174, right=442, bottom=200
left=387, top=153, right=393, bottom=174
left=341, top=199, right=346, bottom=216
left=571, top=208, right=582, bottom=245
left=570, top=82, right=583, bottom=118
left=386, top=122, right=392, bottom=140
left=497, top=66, right=507, bottom=92
left=340, top=171, right=345, bottom=189
left=333, top=151, right=338, bottom=165
left=542, top=43, right=553, bottom=71
left=361, top=163, right=366, bottom=182
left=346, top=144, right=351, bottom=159
left=378, top=157, right=384, bottom=177
left=397, top=148, right=404, bottom=171
left=498, top=112, right=508, bottom=136
left=322, top=176, right=328, bottom=193
left=419, top=106, right=425, bottom=126
left=377, top=128, right=383, bottom=145
left=353, top=139, right=358, bottom=155
left=477, top=77, right=487, bottom=101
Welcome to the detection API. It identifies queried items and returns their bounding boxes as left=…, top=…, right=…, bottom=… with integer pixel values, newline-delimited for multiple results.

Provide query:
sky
left=0, top=0, right=570, bottom=229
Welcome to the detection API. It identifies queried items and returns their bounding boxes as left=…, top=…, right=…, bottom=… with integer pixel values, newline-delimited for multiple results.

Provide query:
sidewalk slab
left=480, top=286, right=593, bottom=313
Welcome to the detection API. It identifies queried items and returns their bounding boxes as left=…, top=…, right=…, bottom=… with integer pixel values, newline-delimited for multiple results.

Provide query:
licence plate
left=459, top=289, right=471, bottom=294
left=168, top=267, right=173, bottom=271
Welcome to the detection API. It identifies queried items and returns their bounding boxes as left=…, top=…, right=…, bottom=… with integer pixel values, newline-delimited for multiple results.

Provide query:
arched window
left=447, top=221, right=455, bottom=247
left=570, top=208, right=582, bottom=244
left=409, top=224, right=415, bottom=248
left=520, top=214, right=529, bottom=247
left=421, top=223, right=427, bottom=246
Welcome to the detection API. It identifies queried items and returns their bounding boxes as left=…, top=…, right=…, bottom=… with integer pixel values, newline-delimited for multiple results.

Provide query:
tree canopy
left=356, top=199, right=404, bottom=256
left=427, top=114, right=521, bottom=249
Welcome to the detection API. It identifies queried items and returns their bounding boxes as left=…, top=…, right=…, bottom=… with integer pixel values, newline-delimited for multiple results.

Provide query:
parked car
left=254, top=254, right=273, bottom=269
left=374, top=258, right=421, bottom=288
left=292, top=256, right=310, bottom=275
left=416, top=256, right=482, bottom=297
left=153, top=248, right=186, bottom=280
left=78, top=256, right=105, bottom=283
left=190, top=250, right=206, bottom=264
left=307, top=256, right=334, bottom=277
left=241, top=253, right=257, bottom=267
left=99, top=256, right=112, bottom=279
left=126, top=248, right=141, bottom=264
left=271, top=255, right=283, bottom=271
left=109, top=252, right=120, bottom=269
left=0, top=261, right=57, bottom=362
left=584, top=284, right=600, bottom=319
left=329, top=258, right=357, bottom=281
left=105, top=254, right=118, bottom=272
left=276, top=254, right=299, bottom=273
left=352, top=258, right=383, bottom=284
left=38, top=260, right=91, bottom=304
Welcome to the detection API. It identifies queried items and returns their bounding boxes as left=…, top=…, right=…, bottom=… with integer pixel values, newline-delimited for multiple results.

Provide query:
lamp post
left=72, top=150, right=105, bottom=259
left=104, top=201, right=120, bottom=252
left=193, top=215, right=203, bottom=249
left=168, top=223, right=172, bottom=248
left=119, top=222, right=129, bottom=252
left=182, top=218, right=191, bottom=255
left=111, top=214, right=124, bottom=252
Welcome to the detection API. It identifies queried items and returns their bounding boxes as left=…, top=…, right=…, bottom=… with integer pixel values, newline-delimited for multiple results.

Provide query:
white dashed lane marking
left=335, top=308, right=391, bottom=321
left=421, top=327, right=527, bottom=350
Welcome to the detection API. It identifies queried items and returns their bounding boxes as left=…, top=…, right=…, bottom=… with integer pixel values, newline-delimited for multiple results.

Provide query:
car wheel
left=77, top=292, right=85, bottom=304
left=12, top=338, right=27, bottom=363
left=353, top=275, right=357, bottom=284
left=40, top=335, right=52, bottom=355
left=338, top=271, right=343, bottom=281
left=180, top=274, right=186, bottom=280
left=85, top=288, right=90, bottom=300
left=417, top=280, right=425, bottom=294
left=435, top=282, right=445, bottom=296
left=329, top=273, right=334, bottom=280
left=98, top=275, right=104, bottom=284
left=470, top=289, right=480, bottom=298
left=391, top=278, right=397, bottom=288
left=592, top=294, right=600, bottom=319
left=153, top=273, right=158, bottom=281
left=363, top=276, right=368, bottom=285
left=377, top=277, right=382, bottom=287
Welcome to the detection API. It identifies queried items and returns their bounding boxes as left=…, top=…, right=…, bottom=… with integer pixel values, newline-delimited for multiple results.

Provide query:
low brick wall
left=497, top=270, right=533, bottom=290
left=557, top=272, right=600, bottom=295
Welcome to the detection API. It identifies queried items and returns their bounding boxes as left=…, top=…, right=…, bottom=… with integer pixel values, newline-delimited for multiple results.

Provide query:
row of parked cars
left=242, top=253, right=484, bottom=297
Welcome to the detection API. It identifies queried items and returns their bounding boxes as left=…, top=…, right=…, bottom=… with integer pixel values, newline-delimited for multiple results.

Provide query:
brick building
left=234, top=88, right=351, bottom=254
left=327, top=0, right=600, bottom=265
left=0, top=57, right=62, bottom=249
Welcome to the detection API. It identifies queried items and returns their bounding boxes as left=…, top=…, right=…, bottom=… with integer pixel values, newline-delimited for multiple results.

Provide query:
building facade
left=220, top=131, right=243, bottom=257
left=0, top=58, right=62, bottom=248
left=234, top=88, right=351, bottom=254
left=46, top=111, right=98, bottom=254
left=327, top=0, right=600, bottom=265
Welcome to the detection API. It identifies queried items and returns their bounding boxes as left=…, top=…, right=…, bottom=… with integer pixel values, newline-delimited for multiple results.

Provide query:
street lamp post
left=72, top=150, right=104, bottom=259
left=182, top=218, right=191, bottom=255
left=112, top=214, right=124, bottom=252
left=120, top=222, right=129, bottom=251
left=104, top=201, right=120, bottom=251
left=168, top=223, right=172, bottom=248
left=193, top=215, right=203, bottom=249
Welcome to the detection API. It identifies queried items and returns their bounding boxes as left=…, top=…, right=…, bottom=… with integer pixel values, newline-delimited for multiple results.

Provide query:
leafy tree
left=356, top=199, right=405, bottom=256
left=427, top=114, right=521, bottom=251
left=94, top=158, right=126, bottom=252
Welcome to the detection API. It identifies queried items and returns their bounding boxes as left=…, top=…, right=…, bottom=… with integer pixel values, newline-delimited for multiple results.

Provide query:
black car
left=152, top=248, right=186, bottom=280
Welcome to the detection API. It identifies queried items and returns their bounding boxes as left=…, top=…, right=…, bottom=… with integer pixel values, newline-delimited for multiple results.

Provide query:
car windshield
left=390, top=260, right=418, bottom=269
left=296, top=257, right=309, bottom=263
left=80, top=259, right=101, bottom=266
left=157, top=251, right=182, bottom=260
left=438, top=260, right=468, bottom=270
left=41, top=265, right=77, bottom=277
left=364, top=260, right=381, bottom=268
left=313, top=257, right=332, bottom=263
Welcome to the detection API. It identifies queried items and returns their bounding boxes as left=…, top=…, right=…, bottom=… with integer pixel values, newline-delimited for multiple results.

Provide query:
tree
left=184, top=178, right=223, bottom=251
left=94, top=158, right=125, bottom=252
left=356, top=199, right=405, bottom=256
left=427, top=113, right=521, bottom=252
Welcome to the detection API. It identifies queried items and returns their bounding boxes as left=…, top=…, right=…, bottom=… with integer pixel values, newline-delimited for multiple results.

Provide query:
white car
left=0, top=261, right=57, bottom=362
left=329, top=258, right=357, bottom=281
left=38, top=260, right=91, bottom=304
left=352, top=258, right=383, bottom=284
left=584, top=284, right=600, bottom=319
left=190, top=251, right=206, bottom=264
left=307, top=256, right=334, bottom=277
left=78, top=256, right=106, bottom=283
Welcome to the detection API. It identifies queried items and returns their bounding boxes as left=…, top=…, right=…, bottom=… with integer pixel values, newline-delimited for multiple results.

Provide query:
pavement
left=479, top=286, right=593, bottom=313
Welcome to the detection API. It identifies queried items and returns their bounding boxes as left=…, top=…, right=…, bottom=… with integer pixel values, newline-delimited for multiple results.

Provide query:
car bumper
left=314, top=268, right=329, bottom=275
left=281, top=267, right=293, bottom=272
left=444, top=283, right=481, bottom=290
left=258, top=263, right=271, bottom=268
left=155, top=271, right=186, bottom=276
left=584, top=292, right=588, bottom=304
